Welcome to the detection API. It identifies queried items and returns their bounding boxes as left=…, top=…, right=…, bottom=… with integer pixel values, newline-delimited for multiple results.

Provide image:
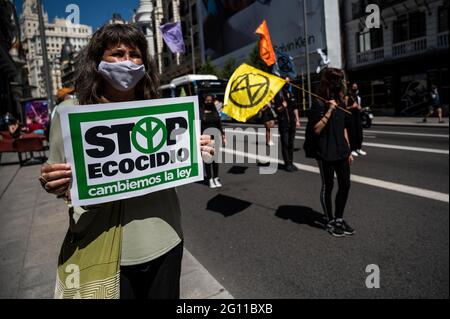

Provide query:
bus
left=158, top=74, right=231, bottom=121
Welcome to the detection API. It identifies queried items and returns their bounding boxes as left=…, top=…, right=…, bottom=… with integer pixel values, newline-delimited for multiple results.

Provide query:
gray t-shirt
left=48, top=99, right=182, bottom=266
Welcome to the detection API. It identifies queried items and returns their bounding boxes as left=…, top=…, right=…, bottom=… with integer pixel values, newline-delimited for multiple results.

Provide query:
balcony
left=437, top=31, right=449, bottom=49
left=392, top=37, right=427, bottom=58
left=356, top=48, right=385, bottom=65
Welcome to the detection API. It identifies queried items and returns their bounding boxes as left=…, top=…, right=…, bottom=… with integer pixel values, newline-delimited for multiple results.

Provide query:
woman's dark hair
left=318, top=68, right=346, bottom=103
left=75, top=23, right=159, bottom=105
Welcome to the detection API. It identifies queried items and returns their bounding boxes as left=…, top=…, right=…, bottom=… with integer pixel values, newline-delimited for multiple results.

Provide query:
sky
left=14, top=0, right=140, bottom=30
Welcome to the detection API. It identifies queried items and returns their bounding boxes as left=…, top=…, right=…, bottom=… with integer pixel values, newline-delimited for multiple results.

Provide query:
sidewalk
left=224, top=116, right=449, bottom=128
left=372, top=117, right=449, bottom=128
left=0, top=153, right=232, bottom=299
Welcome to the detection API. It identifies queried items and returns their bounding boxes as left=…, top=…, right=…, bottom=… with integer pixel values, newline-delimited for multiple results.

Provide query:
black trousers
left=278, top=124, right=296, bottom=166
left=120, top=242, right=183, bottom=299
left=317, top=159, right=351, bottom=220
left=205, top=162, right=219, bottom=180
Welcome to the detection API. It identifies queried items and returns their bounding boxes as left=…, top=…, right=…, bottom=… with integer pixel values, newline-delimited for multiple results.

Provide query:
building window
left=357, top=28, right=383, bottom=52
left=409, top=11, right=426, bottom=39
left=393, top=11, right=426, bottom=43
left=438, top=6, right=449, bottom=33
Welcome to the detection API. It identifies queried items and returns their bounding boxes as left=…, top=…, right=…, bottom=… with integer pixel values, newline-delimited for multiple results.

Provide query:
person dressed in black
left=423, top=85, right=445, bottom=123
left=346, top=83, right=367, bottom=157
left=275, top=77, right=301, bottom=172
left=201, top=95, right=226, bottom=189
left=306, top=68, right=355, bottom=238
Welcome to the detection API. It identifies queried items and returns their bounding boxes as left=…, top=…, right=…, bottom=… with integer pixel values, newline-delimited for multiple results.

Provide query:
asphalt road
left=178, top=124, right=449, bottom=299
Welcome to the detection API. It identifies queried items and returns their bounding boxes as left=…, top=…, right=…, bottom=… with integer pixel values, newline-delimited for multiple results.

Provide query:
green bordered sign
left=59, top=97, right=203, bottom=206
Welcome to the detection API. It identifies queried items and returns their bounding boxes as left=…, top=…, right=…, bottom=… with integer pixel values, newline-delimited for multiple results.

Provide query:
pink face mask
left=98, top=60, right=145, bottom=92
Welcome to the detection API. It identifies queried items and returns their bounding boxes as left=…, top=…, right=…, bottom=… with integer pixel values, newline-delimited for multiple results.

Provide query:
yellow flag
left=223, top=64, right=286, bottom=123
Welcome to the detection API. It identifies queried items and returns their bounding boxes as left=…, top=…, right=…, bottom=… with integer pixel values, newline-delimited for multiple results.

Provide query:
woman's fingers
left=41, top=163, right=70, bottom=174
left=45, top=178, right=71, bottom=192
left=42, top=169, right=72, bottom=182
left=54, top=184, right=70, bottom=196
left=201, top=145, right=215, bottom=156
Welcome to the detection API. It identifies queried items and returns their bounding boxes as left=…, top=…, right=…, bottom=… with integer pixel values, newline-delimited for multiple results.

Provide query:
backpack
left=303, top=118, right=320, bottom=159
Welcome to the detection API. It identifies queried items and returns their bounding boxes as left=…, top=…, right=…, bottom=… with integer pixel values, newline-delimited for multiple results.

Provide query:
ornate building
left=20, top=0, right=92, bottom=98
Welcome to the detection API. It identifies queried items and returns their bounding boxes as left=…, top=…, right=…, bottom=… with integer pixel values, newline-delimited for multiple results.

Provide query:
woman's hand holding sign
left=40, top=164, right=72, bottom=197
left=200, top=135, right=215, bottom=162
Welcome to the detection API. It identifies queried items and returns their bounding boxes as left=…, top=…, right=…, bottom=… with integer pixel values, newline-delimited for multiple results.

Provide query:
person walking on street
left=261, top=99, right=276, bottom=146
left=423, top=85, right=445, bottom=123
left=38, top=23, right=214, bottom=299
left=201, top=95, right=226, bottom=189
left=275, top=77, right=301, bottom=172
left=346, top=83, right=367, bottom=157
left=306, top=68, right=355, bottom=238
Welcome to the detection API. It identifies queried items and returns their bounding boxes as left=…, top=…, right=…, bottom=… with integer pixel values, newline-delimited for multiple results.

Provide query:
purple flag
left=159, top=22, right=186, bottom=54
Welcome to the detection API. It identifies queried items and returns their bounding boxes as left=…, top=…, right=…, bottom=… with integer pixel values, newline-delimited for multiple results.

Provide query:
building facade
left=342, top=0, right=449, bottom=115
left=151, top=0, right=202, bottom=82
left=134, top=0, right=157, bottom=60
left=0, top=0, right=31, bottom=118
left=20, top=0, right=92, bottom=98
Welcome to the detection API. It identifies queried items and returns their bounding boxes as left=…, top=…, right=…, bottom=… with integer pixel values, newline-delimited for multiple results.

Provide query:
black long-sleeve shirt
left=275, top=86, right=299, bottom=126
left=308, top=99, right=350, bottom=162
left=201, top=107, right=224, bottom=135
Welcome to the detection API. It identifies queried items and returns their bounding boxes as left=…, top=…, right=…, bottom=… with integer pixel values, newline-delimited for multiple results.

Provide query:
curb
left=181, top=249, right=234, bottom=299
left=223, top=121, right=449, bottom=129
left=372, top=122, right=449, bottom=128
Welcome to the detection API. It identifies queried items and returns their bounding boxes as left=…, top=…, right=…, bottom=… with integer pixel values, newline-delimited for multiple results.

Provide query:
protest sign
left=59, top=97, right=203, bottom=206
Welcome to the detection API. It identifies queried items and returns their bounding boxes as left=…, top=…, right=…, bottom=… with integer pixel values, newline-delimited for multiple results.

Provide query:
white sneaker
left=357, top=149, right=367, bottom=156
left=351, top=151, right=359, bottom=157
left=213, top=178, right=222, bottom=188
left=209, top=179, right=217, bottom=189
left=267, top=140, right=275, bottom=146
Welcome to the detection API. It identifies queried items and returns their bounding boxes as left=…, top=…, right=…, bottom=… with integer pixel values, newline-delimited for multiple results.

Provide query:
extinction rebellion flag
left=223, top=64, right=286, bottom=123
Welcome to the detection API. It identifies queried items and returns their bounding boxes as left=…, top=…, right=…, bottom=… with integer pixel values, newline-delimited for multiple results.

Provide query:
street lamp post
left=36, top=0, right=54, bottom=111
left=302, top=0, right=312, bottom=108
left=187, top=0, right=196, bottom=74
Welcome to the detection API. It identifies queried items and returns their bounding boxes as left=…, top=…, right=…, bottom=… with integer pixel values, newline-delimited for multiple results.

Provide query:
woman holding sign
left=38, top=23, right=214, bottom=299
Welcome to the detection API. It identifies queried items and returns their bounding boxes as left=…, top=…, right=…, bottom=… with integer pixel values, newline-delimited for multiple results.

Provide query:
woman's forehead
left=105, top=42, right=140, bottom=51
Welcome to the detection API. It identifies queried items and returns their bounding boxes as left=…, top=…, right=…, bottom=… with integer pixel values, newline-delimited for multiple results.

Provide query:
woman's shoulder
left=51, top=98, right=79, bottom=119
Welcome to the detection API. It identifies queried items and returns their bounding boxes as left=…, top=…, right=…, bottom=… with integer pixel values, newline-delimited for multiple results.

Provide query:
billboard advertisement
left=199, top=0, right=327, bottom=65
left=22, top=99, right=50, bottom=130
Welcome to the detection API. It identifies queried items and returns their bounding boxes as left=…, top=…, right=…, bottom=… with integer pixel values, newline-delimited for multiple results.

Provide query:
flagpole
left=188, top=0, right=196, bottom=74
left=302, top=0, right=312, bottom=108
left=289, top=82, right=351, bottom=115
left=301, top=67, right=306, bottom=111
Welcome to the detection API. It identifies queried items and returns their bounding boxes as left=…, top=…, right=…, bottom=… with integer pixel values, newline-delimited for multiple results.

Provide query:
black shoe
left=341, top=220, right=355, bottom=235
left=285, top=164, right=298, bottom=172
left=327, top=220, right=345, bottom=238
